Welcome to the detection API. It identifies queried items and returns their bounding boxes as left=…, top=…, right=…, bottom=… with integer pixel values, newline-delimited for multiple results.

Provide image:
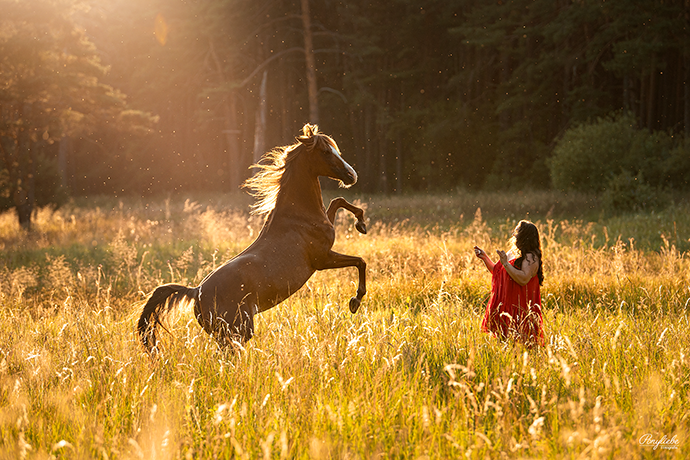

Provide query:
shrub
left=660, top=141, right=690, bottom=190
left=0, top=154, right=69, bottom=212
left=601, top=170, right=667, bottom=214
left=548, top=113, right=690, bottom=214
left=548, top=113, right=675, bottom=193
left=549, top=113, right=634, bottom=192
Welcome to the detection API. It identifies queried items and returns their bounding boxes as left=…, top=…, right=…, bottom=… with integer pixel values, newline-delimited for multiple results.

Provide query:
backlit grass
left=0, top=190, right=688, bottom=458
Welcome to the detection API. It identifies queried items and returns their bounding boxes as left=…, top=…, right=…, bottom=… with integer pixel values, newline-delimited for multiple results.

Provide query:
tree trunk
left=364, top=104, right=374, bottom=191
left=349, top=106, right=362, bottom=171
left=208, top=38, right=244, bottom=190
left=222, top=95, right=243, bottom=190
left=13, top=132, right=35, bottom=231
left=280, top=68, right=291, bottom=141
left=301, top=0, right=319, bottom=125
left=395, top=83, right=403, bottom=194
left=639, top=74, right=647, bottom=128
left=378, top=128, right=388, bottom=194
left=58, top=135, right=72, bottom=193
left=623, top=74, right=630, bottom=113
left=685, top=53, right=690, bottom=141
left=647, top=53, right=657, bottom=129
left=4, top=105, right=37, bottom=231
left=253, top=70, right=269, bottom=165
left=395, top=135, right=403, bottom=194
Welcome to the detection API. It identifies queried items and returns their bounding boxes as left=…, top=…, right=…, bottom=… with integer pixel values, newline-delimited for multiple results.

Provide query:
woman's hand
left=496, top=249, right=509, bottom=267
left=474, top=246, right=495, bottom=273
left=474, top=246, right=486, bottom=259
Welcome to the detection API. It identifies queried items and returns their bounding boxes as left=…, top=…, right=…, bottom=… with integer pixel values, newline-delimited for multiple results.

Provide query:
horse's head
left=298, top=124, right=357, bottom=187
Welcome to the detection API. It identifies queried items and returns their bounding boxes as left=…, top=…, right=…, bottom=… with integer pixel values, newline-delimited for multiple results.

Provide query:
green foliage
left=4, top=0, right=690, bottom=198
left=662, top=142, right=690, bottom=190
left=0, top=0, right=155, bottom=227
left=549, top=113, right=687, bottom=212
left=550, top=114, right=640, bottom=192
left=0, top=153, right=69, bottom=212
left=601, top=170, right=667, bottom=214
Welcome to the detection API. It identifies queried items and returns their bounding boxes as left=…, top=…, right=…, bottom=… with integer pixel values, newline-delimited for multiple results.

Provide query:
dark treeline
left=2, top=0, right=690, bottom=226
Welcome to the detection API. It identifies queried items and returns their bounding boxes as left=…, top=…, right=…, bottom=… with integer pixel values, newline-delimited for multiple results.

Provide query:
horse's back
left=199, top=242, right=315, bottom=316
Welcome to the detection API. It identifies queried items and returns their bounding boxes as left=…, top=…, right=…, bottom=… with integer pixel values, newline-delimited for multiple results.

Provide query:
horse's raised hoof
left=355, top=221, right=367, bottom=234
left=349, top=297, right=361, bottom=313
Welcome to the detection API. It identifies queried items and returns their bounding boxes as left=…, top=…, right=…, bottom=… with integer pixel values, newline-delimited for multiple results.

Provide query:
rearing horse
left=137, top=124, right=367, bottom=352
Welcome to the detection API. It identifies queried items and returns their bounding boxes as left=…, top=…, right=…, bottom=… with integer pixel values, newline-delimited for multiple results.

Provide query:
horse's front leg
left=326, top=197, right=366, bottom=234
left=314, top=251, right=366, bottom=313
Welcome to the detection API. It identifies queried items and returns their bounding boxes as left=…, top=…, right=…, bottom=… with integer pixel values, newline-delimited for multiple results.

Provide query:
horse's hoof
left=349, top=297, right=361, bottom=313
left=355, top=221, right=367, bottom=234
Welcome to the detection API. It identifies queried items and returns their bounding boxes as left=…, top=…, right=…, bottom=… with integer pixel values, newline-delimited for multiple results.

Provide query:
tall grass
left=0, top=190, right=688, bottom=458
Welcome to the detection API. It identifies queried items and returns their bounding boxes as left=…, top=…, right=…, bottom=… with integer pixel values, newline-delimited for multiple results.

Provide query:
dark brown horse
left=137, top=124, right=367, bottom=352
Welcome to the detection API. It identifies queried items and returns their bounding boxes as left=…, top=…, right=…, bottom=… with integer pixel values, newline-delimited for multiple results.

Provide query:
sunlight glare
left=154, top=13, right=168, bottom=46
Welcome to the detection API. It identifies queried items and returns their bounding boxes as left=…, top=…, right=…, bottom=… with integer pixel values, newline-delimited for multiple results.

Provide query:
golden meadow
left=0, top=191, right=688, bottom=459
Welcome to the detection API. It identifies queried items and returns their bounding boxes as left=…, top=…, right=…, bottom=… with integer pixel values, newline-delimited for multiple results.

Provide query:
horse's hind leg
left=194, top=298, right=213, bottom=335
left=214, top=303, right=255, bottom=346
left=198, top=293, right=255, bottom=346
left=234, top=305, right=255, bottom=342
left=326, top=197, right=366, bottom=234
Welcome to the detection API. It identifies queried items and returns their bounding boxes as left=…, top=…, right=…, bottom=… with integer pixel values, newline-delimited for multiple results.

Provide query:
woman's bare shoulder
left=524, top=252, right=539, bottom=263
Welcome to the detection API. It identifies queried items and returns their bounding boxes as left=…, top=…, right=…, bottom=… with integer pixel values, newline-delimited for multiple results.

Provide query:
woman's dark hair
left=510, top=220, right=544, bottom=285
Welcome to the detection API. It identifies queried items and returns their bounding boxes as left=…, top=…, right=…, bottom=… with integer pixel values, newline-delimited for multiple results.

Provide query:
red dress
left=481, top=258, right=545, bottom=346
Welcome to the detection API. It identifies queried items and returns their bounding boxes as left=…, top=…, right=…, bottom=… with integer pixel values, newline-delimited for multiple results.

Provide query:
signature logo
left=639, top=433, right=680, bottom=450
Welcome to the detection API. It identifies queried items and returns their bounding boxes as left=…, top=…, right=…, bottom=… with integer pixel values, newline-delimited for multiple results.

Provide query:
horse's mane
left=243, top=124, right=335, bottom=216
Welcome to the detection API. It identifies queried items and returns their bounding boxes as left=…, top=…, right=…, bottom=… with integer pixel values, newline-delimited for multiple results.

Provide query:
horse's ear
left=297, top=123, right=319, bottom=148
left=298, top=124, right=318, bottom=140
left=303, top=123, right=318, bottom=137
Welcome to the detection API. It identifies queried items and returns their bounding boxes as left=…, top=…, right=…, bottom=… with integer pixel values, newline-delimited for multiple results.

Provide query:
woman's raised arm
left=474, top=246, right=495, bottom=273
left=497, top=251, right=539, bottom=286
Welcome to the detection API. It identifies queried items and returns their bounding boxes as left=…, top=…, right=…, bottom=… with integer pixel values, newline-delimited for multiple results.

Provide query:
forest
left=2, top=0, right=690, bottom=228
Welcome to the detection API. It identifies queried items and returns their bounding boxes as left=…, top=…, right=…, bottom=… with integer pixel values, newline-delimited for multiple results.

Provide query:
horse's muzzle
left=342, top=169, right=358, bottom=186
left=339, top=161, right=358, bottom=186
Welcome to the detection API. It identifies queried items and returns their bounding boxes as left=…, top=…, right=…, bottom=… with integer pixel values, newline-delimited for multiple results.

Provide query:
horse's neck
left=275, top=171, right=325, bottom=218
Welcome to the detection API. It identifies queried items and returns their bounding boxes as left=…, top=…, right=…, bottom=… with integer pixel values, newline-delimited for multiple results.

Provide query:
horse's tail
left=137, top=284, right=199, bottom=353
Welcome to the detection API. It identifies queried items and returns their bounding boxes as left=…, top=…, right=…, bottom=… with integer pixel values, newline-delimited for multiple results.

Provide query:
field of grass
left=0, top=190, right=688, bottom=459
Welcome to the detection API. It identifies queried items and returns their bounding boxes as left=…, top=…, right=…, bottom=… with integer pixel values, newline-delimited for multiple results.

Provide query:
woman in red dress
left=474, top=220, right=545, bottom=347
